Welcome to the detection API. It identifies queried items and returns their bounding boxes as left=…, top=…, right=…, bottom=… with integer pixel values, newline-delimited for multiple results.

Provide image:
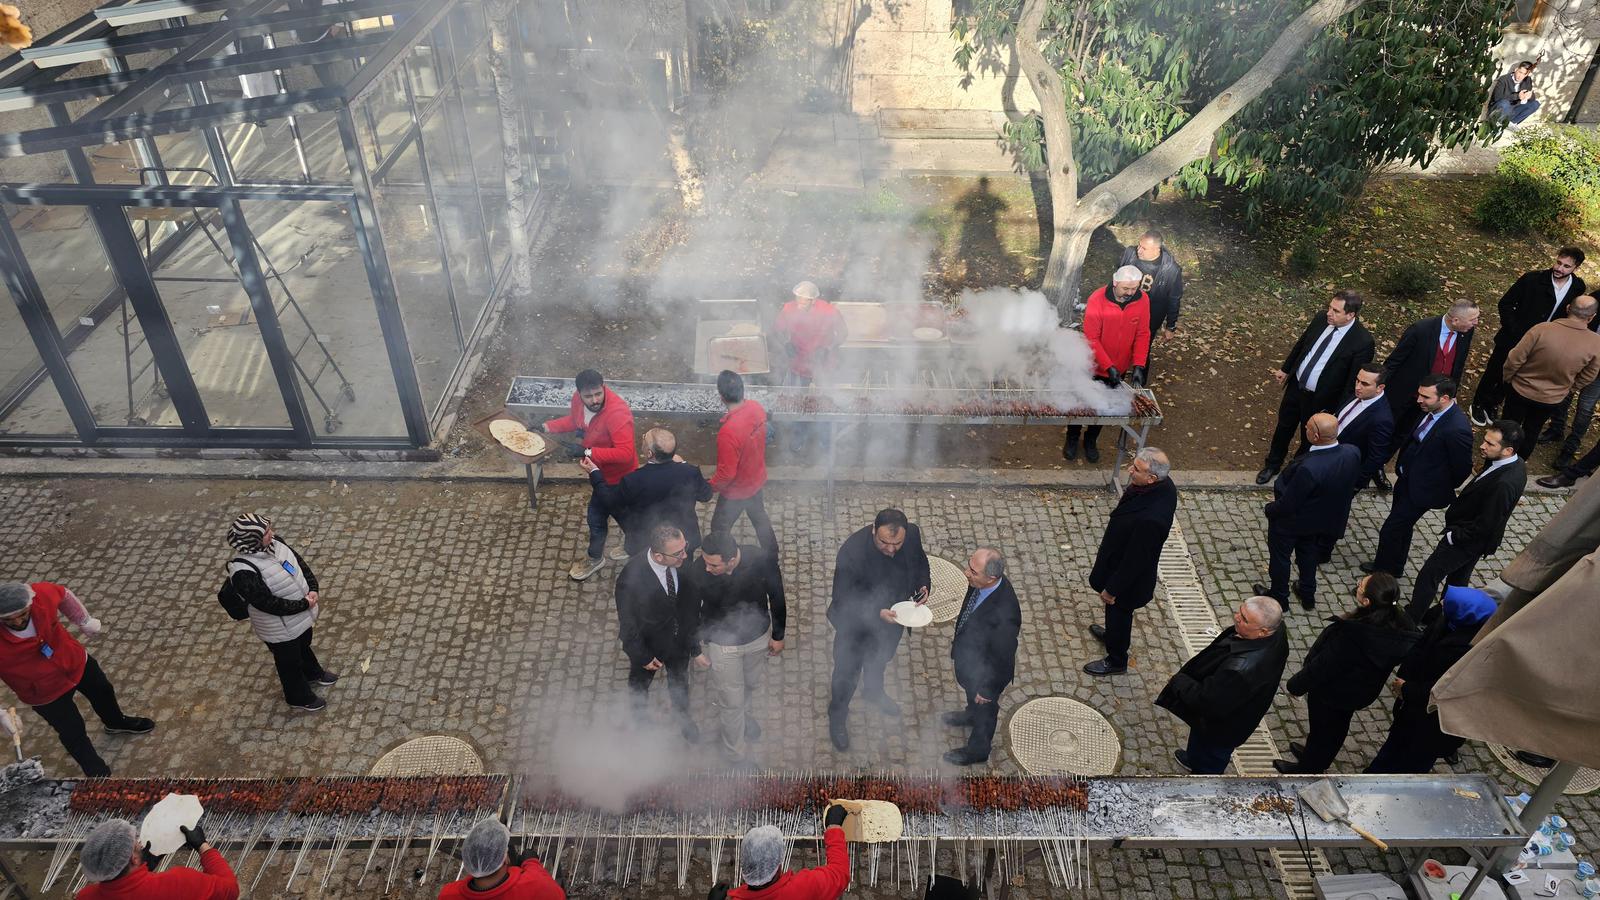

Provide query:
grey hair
left=1242, top=596, right=1284, bottom=634
left=977, top=547, right=1005, bottom=579
left=461, top=818, right=511, bottom=878
left=1135, top=447, right=1171, bottom=479
left=1112, top=264, right=1144, bottom=284
left=649, top=523, right=684, bottom=554
left=741, top=824, right=785, bottom=886
left=81, top=819, right=138, bottom=882
left=1446, top=298, right=1479, bottom=320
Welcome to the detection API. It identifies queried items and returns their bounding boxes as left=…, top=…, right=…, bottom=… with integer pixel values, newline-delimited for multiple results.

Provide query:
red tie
left=1443, top=332, right=1455, bottom=354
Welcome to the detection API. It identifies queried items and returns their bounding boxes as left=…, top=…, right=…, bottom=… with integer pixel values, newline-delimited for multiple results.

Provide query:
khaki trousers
left=705, top=632, right=769, bottom=760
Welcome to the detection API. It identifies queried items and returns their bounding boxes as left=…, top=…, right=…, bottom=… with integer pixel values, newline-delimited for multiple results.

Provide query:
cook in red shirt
left=774, top=281, right=847, bottom=385
left=438, top=819, right=564, bottom=900
left=77, top=819, right=238, bottom=900
left=1064, top=265, right=1150, bottom=464
left=540, top=369, right=637, bottom=581
left=709, top=371, right=778, bottom=550
left=718, top=806, right=850, bottom=900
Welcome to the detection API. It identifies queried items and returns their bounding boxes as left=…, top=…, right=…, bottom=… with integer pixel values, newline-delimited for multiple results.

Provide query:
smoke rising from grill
left=541, top=697, right=693, bottom=814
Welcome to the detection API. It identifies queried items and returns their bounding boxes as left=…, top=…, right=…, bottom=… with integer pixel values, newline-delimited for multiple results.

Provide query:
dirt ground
left=452, top=174, right=1589, bottom=473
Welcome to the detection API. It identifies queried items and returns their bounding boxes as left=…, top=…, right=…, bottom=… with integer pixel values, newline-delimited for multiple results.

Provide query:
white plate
left=889, top=601, right=933, bottom=628
left=912, top=326, right=944, bottom=341
left=140, top=793, right=204, bottom=856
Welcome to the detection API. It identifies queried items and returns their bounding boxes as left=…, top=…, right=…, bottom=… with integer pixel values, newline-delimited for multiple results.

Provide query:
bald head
left=1237, top=596, right=1284, bottom=639
left=1571, top=295, right=1598, bottom=321
left=1305, top=413, right=1340, bottom=445
left=644, top=428, right=677, bottom=462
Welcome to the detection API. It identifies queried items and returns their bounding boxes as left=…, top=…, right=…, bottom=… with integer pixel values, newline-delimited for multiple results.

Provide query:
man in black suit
left=588, top=428, right=713, bottom=557
left=615, top=523, right=702, bottom=741
left=1333, top=364, right=1394, bottom=491
left=1380, top=301, right=1479, bottom=487
left=1366, top=376, right=1475, bottom=577
left=1470, top=248, right=1587, bottom=424
left=1084, top=448, right=1178, bottom=676
left=1407, top=420, right=1528, bottom=619
left=1257, top=291, right=1375, bottom=484
left=1254, top=414, right=1361, bottom=612
left=826, top=508, right=930, bottom=752
left=943, top=547, right=1022, bottom=766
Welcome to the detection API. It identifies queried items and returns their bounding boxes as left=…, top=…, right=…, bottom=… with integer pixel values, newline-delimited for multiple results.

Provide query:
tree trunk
left=487, top=0, right=533, bottom=300
left=666, top=117, right=706, bottom=214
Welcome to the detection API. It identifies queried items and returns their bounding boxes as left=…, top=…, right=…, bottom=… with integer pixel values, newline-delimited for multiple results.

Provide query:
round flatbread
left=490, top=420, right=545, bottom=457
left=889, top=600, right=933, bottom=628
left=490, top=419, right=529, bottom=442
left=912, top=326, right=944, bottom=342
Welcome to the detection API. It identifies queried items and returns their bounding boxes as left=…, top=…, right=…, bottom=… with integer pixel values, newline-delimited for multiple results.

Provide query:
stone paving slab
left=0, top=477, right=1585, bottom=898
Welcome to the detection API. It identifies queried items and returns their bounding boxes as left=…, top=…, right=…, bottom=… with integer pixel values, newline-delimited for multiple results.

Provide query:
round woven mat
left=369, top=735, right=485, bottom=776
left=1488, top=745, right=1600, bottom=795
left=1008, top=697, right=1121, bottom=776
left=924, top=557, right=969, bottom=624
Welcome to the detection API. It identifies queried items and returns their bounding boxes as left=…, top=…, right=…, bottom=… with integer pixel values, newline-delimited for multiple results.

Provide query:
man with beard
left=542, top=369, right=637, bottom=581
left=1065, top=265, right=1150, bottom=463
left=1334, top=364, right=1394, bottom=492
left=1377, top=300, right=1478, bottom=489
left=1256, top=291, right=1374, bottom=484
left=1470, top=248, right=1587, bottom=424
left=1365, top=375, right=1474, bottom=577
left=1118, top=231, right=1184, bottom=371
left=826, top=509, right=930, bottom=752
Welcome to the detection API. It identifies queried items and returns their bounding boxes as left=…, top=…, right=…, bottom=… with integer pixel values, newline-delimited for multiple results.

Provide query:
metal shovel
left=1297, top=779, right=1389, bottom=850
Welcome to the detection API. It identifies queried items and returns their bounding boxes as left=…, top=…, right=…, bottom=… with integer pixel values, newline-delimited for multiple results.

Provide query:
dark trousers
left=1472, top=343, right=1513, bottom=416
left=1266, top=524, right=1329, bottom=606
left=1561, top=435, right=1600, bottom=479
left=1293, top=696, right=1356, bottom=774
left=1183, top=731, right=1235, bottom=775
left=1556, top=378, right=1600, bottom=456
left=31, top=656, right=131, bottom=777
left=1372, top=492, right=1430, bottom=576
left=1366, top=695, right=1465, bottom=774
left=585, top=488, right=614, bottom=559
left=1407, top=539, right=1481, bottom=620
left=1385, top=404, right=1423, bottom=465
left=1102, top=601, right=1137, bottom=668
left=1264, top=388, right=1317, bottom=469
left=1502, top=388, right=1561, bottom=458
left=710, top=490, right=777, bottom=550
left=828, top=625, right=902, bottom=723
left=265, top=627, right=325, bottom=707
left=627, top=656, right=692, bottom=720
left=1064, top=424, right=1104, bottom=448
left=954, top=676, right=1002, bottom=760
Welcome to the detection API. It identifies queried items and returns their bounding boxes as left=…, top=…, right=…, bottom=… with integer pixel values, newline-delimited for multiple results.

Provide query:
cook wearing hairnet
left=436, top=816, right=565, bottom=898
left=714, top=804, right=850, bottom=899
left=76, top=817, right=238, bottom=899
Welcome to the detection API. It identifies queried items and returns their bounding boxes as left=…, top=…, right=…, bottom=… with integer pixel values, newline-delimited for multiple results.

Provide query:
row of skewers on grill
left=67, top=774, right=503, bottom=816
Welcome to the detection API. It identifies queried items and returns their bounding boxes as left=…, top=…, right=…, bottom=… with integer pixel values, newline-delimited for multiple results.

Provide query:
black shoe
left=290, top=698, right=327, bottom=713
left=1084, top=443, right=1101, bottom=463
left=829, top=720, right=850, bottom=752
left=1289, top=741, right=1307, bottom=759
left=942, top=710, right=974, bottom=727
left=1359, top=561, right=1378, bottom=574
left=1443, top=750, right=1462, bottom=766
left=1292, top=584, right=1315, bottom=611
left=867, top=694, right=901, bottom=718
left=314, top=670, right=339, bottom=687
left=1062, top=436, right=1078, bottom=461
left=680, top=721, right=701, bottom=744
left=943, top=749, right=986, bottom=766
left=1539, top=472, right=1578, bottom=488
left=1373, top=470, right=1392, bottom=491
left=1514, top=750, right=1557, bottom=768
left=745, top=718, right=761, bottom=741
left=1173, top=749, right=1193, bottom=773
left=1250, top=583, right=1286, bottom=609
left=1088, top=624, right=1107, bottom=642
left=104, top=717, right=155, bottom=736
left=1538, top=425, right=1564, bottom=444
left=1271, top=759, right=1304, bottom=775
left=1083, top=658, right=1126, bottom=676
left=1255, top=466, right=1279, bottom=485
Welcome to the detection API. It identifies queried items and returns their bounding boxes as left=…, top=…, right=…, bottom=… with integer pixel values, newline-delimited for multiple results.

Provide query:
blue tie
left=957, top=588, right=980, bottom=630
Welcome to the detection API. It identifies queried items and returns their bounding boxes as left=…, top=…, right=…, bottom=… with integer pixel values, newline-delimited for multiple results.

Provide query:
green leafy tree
left=954, top=0, right=1505, bottom=317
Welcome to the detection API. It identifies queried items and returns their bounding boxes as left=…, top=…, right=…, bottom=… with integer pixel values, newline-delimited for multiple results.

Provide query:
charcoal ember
left=0, top=757, right=44, bottom=794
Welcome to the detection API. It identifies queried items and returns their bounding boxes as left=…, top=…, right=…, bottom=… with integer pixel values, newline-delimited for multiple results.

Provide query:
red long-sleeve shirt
left=0, top=582, right=88, bottom=706
left=542, top=387, right=637, bottom=485
left=1081, top=286, right=1151, bottom=378
left=774, top=300, right=847, bottom=379
left=729, top=827, right=850, bottom=900
left=710, top=401, right=768, bottom=499
left=76, top=848, right=238, bottom=900
left=437, top=860, right=566, bottom=899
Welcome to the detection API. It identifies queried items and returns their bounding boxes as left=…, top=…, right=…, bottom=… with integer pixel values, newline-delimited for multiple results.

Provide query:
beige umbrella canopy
left=1431, top=475, right=1600, bottom=769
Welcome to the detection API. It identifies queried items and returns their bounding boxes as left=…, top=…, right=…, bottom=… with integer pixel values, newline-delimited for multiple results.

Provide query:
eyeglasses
left=658, top=548, right=688, bottom=560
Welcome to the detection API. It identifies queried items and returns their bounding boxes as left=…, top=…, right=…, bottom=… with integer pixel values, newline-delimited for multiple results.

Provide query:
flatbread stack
left=830, top=799, right=904, bottom=843
left=489, top=419, right=546, bottom=457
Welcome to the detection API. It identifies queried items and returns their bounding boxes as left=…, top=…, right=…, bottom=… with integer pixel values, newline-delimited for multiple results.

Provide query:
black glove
left=707, top=884, right=730, bottom=900
left=1105, top=367, right=1122, bottom=387
left=140, top=842, right=161, bottom=870
left=1127, top=366, right=1146, bottom=388
left=825, top=803, right=849, bottom=829
left=180, top=823, right=207, bottom=852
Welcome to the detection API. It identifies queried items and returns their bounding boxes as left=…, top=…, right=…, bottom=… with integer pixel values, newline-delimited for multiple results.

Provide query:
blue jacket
left=1265, top=444, right=1362, bottom=538
left=1394, top=403, right=1474, bottom=509
left=1337, top=399, right=1394, bottom=484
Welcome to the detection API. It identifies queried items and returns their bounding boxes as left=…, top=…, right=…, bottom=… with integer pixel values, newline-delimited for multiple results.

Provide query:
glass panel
left=449, top=2, right=488, bottom=62
left=406, top=22, right=452, bottom=105
left=461, top=51, right=508, bottom=274
left=360, top=66, right=416, bottom=170
left=0, top=301, right=76, bottom=438
left=238, top=199, right=408, bottom=437
left=418, top=87, right=493, bottom=331
left=373, top=137, right=460, bottom=416
left=137, top=211, right=294, bottom=429
left=224, top=110, right=349, bottom=184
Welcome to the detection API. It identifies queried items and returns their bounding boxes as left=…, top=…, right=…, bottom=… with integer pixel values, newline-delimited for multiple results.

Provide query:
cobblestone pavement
left=0, top=476, right=1587, bottom=898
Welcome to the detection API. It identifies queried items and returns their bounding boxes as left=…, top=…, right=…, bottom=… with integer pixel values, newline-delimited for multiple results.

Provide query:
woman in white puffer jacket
left=226, top=513, right=337, bottom=712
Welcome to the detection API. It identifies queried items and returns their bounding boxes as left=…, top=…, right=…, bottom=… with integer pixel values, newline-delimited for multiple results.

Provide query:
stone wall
left=846, top=0, right=1038, bottom=116
left=1494, top=4, right=1600, bottom=124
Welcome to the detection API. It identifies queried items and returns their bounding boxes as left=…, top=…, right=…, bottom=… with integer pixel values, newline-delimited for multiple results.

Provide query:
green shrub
left=1286, top=233, right=1321, bottom=277
left=1379, top=259, right=1443, bottom=299
left=1475, top=125, right=1600, bottom=236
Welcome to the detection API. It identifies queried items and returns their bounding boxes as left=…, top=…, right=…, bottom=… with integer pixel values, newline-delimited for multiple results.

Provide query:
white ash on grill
left=0, top=763, right=70, bottom=840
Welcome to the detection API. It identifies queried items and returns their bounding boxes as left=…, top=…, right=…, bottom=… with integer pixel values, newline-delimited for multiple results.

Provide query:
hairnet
left=461, top=817, right=511, bottom=878
left=0, top=582, right=33, bottom=617
left=741, top=824, right=785, bottom=886
left=81, top=819, right=137, bottom=883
